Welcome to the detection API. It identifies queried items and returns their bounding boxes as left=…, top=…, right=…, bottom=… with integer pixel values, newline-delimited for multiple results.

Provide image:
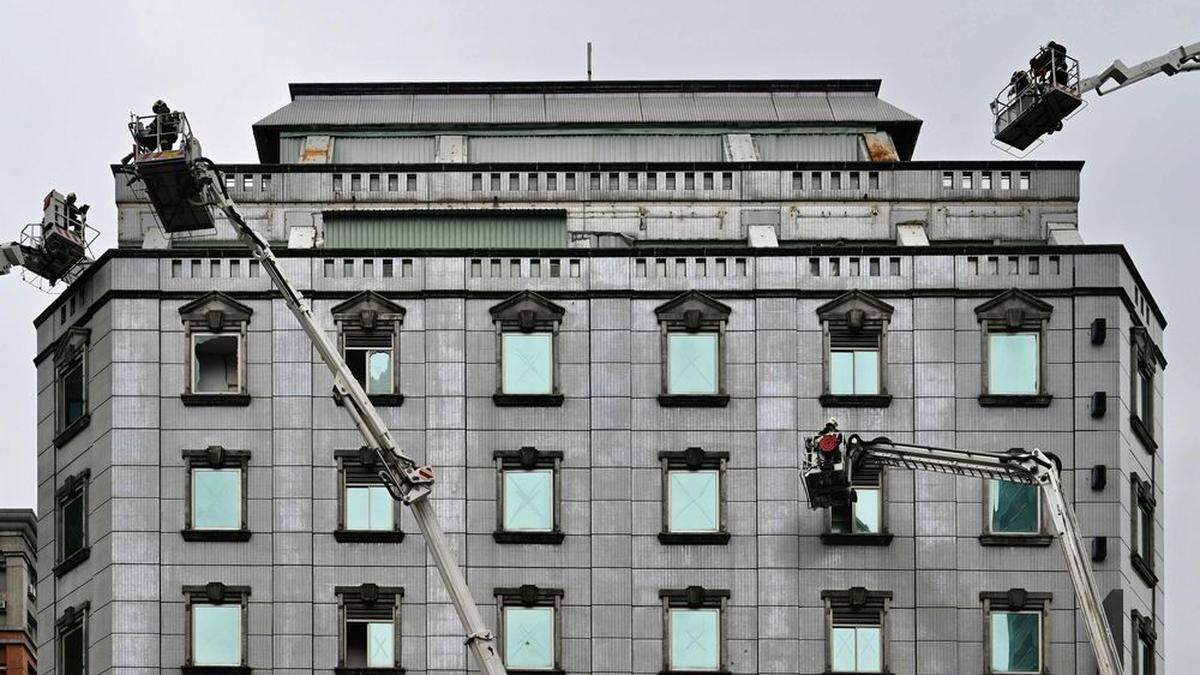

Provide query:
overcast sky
left=1, top=0, right=1195, bottom=666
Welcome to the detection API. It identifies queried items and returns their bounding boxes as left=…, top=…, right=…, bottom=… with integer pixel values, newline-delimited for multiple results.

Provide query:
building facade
left=34, top=79, right=1165, bottom=674
left=1, top=509, right=37, bottom=675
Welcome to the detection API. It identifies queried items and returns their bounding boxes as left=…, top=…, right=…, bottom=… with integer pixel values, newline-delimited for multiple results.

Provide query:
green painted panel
left=324, top=212, right=568, bottom=248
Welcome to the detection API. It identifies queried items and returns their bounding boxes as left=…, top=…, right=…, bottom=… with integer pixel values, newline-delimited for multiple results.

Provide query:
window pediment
left=179, top=291, right=253, bottom=330
left=655, top=290, right=731, bottom=330
left=54, top=326, right=90, bottom=364
left=332, top=291, right=406, bottom=330
left=816, top=290, right=894, bottom=324
left=975, top=288, right=1053, bottom=326
left=489, top=290, right=565, bottom=331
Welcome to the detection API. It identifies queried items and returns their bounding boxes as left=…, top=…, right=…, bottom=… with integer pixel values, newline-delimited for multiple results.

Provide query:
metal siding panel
left=330, top=137, right=436, bottom=163
left=490, top=94, right=546, bottom=124
left=754, top=134, right=863, bottom=161
left=323, top=212, right=568, bottom=248
left=545, top=93, right=641, bottom=122
left=639, top=93, right=700, bottom=122
left=692, top=93, right=777, bottom=122
left=468, top=135, right=721, bottom=162
left=771, top=92, right=835, bottom=122
left=278, top=137, right=304, bottom=163
left=355, top=95, right=414, bottom=124
left=828, top=92, right=920, bottom=122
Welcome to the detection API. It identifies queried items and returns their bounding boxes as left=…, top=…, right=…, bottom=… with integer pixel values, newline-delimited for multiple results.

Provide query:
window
left=981, top=172, right=993, bottom=189
left=962, top=172, right=974, bottom=189
left=645, top=172, right=655, bottom=190
left=1000, top=171, right=1012, bottom=189
left=54, top=469, right=89, bottom=576
left=369, top=174, right=380, bottom=191
left=496, top=585, right=562, bottom=672
left=824, top=463, right=892, bottom=545
left=387, top=173, right=399, bottom=191
left=471, top=173, right=482, bottom=190
left=185, top=583, right=249, bottom=668
left=564, top=172, right=575, bottom=190
left=1130, top=473, right=1157, bottom=586
left=337, top=584, right=403, bottom=670
left=53, top=327, right=90, bottom=445
left=1129, top=327, right=1158, bottom=450
left=942, top=171, right=954, bottom=188
left=982, top=479, right=1048, bottom=546
left=792, top=171, right=803, bottom=190
left=666, top=172, right=677, bottom=190
left=406, top=174, right=416, bottom=191
left=702, top=172, right=714, bottom=190
left=242, top=174, right=254, bottom=191
left=976, top=289, right=1053, bottom=406
left=656, top=291, right=731, bottom=407
left=528, top=173, right=539, bottom=191
left=546, top=172, right=557, bottom=190
left=811, top=171, right=823, bottom=190
left=1019, top=171, right=1030, bottom=190
left=659, top=447, right=729, bottom=545
left=335, top=448, right=404, bottom=542
left=1132, top=611, right=1156, bottom=675
left=56, top=602, right=88, bottom=675
left=333, top=292, right=406, bottom=405
left=351, top=174, right=362, bottom=191
left=868, top=171, right=880, bottom=189
left=684, top=173, right=695, bottom=190
left=491, top=173, right=501, bottom=190
left=179, top=292, right=253, bottom=406
left=609, top=172, right=620, bottom=190
left=509, top=173, right=520, bottom=191
left=823, top=588, right=890, bottom=673
left=849, top=171, right=860, bottom=190
left=490, top=291, right=566, bottom=406
left=982, top=589, right=1049, bottom=674
left=660, top=586, right=728, bottom=673
left=627, top=172, right=639, bottom=189
left=831, top=171, right=842, bottom=189
left=722, top=172, right=733, bottom=190
left=494, top=447, right=563, bottom=544
left=333, top=174, right=344, bottom=192
left=818, top=290, right=893, bottom=406
left=182, top=446, right=250, bottom=541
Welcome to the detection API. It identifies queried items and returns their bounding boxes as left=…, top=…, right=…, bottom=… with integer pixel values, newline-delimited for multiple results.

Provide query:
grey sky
left=1, top=0, right=1195, bottom=667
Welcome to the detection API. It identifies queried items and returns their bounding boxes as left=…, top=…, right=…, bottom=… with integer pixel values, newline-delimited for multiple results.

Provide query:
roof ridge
left=288, top=79, right=884, bottom=99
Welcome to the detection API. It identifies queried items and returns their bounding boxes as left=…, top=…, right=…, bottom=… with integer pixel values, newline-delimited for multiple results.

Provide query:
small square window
left=942, top=171, right=954, bottom=188
left=811, top=171, right=823, bottom=190
left=346, top=485, right=394, bottom=531
left=494, top=447, right=562, bottom=543
left=646, top=172, right=657, bottom=190
left=528, top=173, right=539, bottom=191
left=830, top=470, right=884, bottom=536
left=509, top=173, right=520, bottom=191
left=988, top=333, right=1039, bottom=395
left=989, top=611, right=1041, bottom=673
left=471, top=173, right=482, bottom=191
left=368, top=173, right=380, bottom=191
left=831, top=171, right=842, bottom=189
left=662, top=454, right=725, bottom=540
left=684, top=173, right=695, bottom=190
left=722, top=172, right=733, bottom=190
left=981, top=172, right=993, bottom=189
left=832, top=625, right=882, bottom=672
left=1019, top=171, right=1031, bottom=189
left=496, top=586, right=563, bottom=671
left=962, top=172, right=974, bottom=189
left=627, top=172, right=639, bottom=190
left=703, top=172, right=714, bottom=190
left=192, top=468, right=242, bottom=530
left=546, top=173, right=557, bottom=190
left=660, top=587, right=728, bottom=673
left=830, top=350, right=879, bottom=395
left=666, top=172, right=677, bottom=190
left=1000, top=171, right=1012, bottom=189
left=491, top=173, right=502, bottom=190
left=564, top=173, right=576, bottom=190
left=388, top=173, right=399, bottom=191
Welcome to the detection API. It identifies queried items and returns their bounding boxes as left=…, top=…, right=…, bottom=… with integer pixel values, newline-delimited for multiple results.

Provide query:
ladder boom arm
left=845, top=436, right=1124, bottom=675
left=1080, top=41, right=1200, bottom=96
left=189, top=160, right=509, bottom=675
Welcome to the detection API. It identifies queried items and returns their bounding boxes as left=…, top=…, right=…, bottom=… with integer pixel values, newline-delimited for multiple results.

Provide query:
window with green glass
left=503, top=606, right=555, bottom=670
left=831, top=625, right=882, bottom=672
left=831, top=487, right=881, bottom=534
left=347, top=347, right=394, bottom=395
left=667, top=470, right=720, bottom=533
left=988, top=333, right=1039, bottom=395
left=829, top=349, right=880, bottom=395
left=989, top=480, right=1040, bottom=534
left=669, top=608, right=720, bottom=671
left=192, top=468, right=241, bottom=530
left=192, top=604, right=242, bottom=666
left=60, top=359, right=86, bottom=428
left=667, top=333, right=719, bottom=395
left=990, top=611, right=1041, bottom=673
left=502, top=333, right=554, bottom=395
left=61, top=492, right=86, bottom=559
left=345, top=620, right=395, bottom=668
left=502, top=470, right=554, bottom=532
left=57, top=610, right=86, bottom=675
left=345, top=485, right=394, bottom=531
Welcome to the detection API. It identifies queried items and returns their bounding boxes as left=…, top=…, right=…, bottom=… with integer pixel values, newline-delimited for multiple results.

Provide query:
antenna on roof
left=587, top=42, right=592, bottom=81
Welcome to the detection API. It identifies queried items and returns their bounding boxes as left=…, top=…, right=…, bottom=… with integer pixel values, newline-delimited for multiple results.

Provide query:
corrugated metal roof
left=324, top=211, right=568, bottom=248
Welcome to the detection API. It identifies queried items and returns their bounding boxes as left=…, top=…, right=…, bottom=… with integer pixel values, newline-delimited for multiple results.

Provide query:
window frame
left=493, top=447, right=564, bottom=544
left=495, top=585, right=564, bottom=674
left=822, top=587, right=892, bottom=674
left=490, top=291, right=566, bottom=407
left=183, top=583, right=251, bottom=673
left=179, top=292, right=253, bottom=407
left=655, top=291, right=732, bottom=408
left=56, top=601, right=89, bottom=675
left=981, top=589, right=1051, bottom=675
left=332, top=291, right=407, bottom=407
left=53, top=327, right=91, bottom=447
left=659, top=586, right=730, bottom=674
left=980, top=478, right=1053, bottom=547
left=1131, top=610, right=1156, bottom=675
left=53, top=468, right=90, bottom=576
left=817, top=291, right=894, bottom=408
left=657, top=448, right=729, bottom=545
left=182, top=446, right=251, bottom=542
left=334, top=448, right=405, bottom=543
left=822, top=463, right=893, bottom=546
left=1128, top=327, right=1159, bottom=451
left=1130, top=473, right=1158, bottom=586
left=335, top=583, right=404, bottom=673
left=975, top=289, right=1054, bottom=407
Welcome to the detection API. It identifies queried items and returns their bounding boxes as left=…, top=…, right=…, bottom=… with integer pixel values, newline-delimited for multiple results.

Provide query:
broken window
left=659, top=447, right=728, bottom=544
left=829, top=465, right=885, bottom=537
left=54, top=469, right=89, bottom=575
left=494, top=447, right=563, bottom=544
left=333, top=292, right=404, bottom=401
left=660, top=586, right=728, bottom=673
left=987, top=479, right=1041, bottom=534
left=242, top=174, right=253, bottom=191
left=824, top=588, right=890, bottom=673
left=179, top=293, right=252, bottom=403
left=496, top=586, right=562, bottom=671
left=332, top=174, right=344, bottom=192
left=337, top=584, right=402, bottom=669
left=185, top=584, right=249, bottom=668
